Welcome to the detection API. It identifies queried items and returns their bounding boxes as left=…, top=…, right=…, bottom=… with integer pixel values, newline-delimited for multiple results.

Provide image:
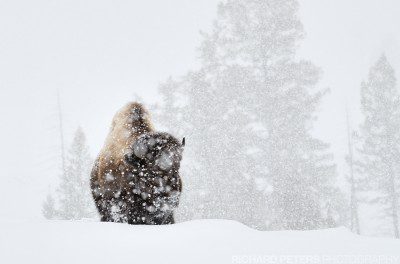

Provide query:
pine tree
left=42, top=193, right=57, bottom=219
left=155, top=0, right=342, bottom=230
left=358, top=55, right=400, bottom=238
left=53, top=127, right=96, bottom=220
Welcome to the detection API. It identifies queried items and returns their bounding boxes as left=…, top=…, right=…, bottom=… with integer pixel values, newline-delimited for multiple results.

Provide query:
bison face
left=124, top=132, right=184, bottom=173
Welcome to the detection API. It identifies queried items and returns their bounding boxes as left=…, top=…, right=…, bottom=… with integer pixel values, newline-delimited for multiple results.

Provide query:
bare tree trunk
left=57, top=90, right=66, bottom=175
left=385, top=131, right=399, bottom=238
left=346, top=107, right=360, bottom=234
left=389, top=173, right=399, bottom=238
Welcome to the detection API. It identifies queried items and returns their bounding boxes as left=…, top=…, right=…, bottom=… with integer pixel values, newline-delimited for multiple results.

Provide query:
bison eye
left=156, top=151, right=173, bottom=171
left=133, top=140, right=148, bottom=158
left=146, top=153, right=153, bottom=160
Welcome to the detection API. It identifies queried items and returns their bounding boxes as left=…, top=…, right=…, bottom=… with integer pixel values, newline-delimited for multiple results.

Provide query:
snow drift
left=1, top=219, right=399, bottom=264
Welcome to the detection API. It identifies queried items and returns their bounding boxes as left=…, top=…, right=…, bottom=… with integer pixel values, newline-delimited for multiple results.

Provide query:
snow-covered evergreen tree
left=357, top=55, right=400, bottom=238
left=42, top=127, right=96, bottom=220
left=42, top=193, right=57, bottom=220
left=155, top=0, right=342, bottom=230
left=58, top=127, right=96, bottom=220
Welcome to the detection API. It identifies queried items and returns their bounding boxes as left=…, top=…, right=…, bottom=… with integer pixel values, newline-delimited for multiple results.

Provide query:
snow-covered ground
left=1, top=219, right=399, bottom=264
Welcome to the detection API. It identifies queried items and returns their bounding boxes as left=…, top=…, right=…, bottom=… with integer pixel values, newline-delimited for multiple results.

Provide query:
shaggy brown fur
left=90, top=102, right=183, bottom=224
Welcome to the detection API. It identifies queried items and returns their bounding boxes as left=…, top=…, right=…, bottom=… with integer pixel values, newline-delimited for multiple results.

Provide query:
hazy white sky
left=0, top=0, right=399, bottom=221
